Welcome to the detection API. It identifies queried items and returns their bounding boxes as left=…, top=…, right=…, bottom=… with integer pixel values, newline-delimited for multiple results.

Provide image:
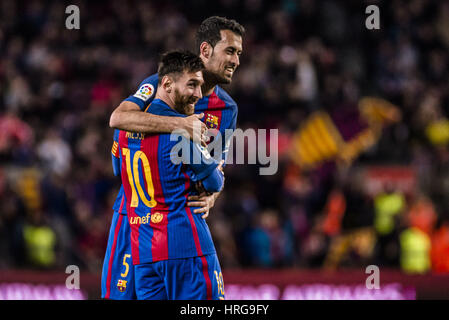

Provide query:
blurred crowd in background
left=2, top=0, right=449, bottom=275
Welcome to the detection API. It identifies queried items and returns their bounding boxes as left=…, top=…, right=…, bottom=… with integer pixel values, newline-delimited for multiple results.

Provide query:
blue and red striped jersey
left=118, top=99, right=223, bottom=264
left=112, top=74, right=238, bottom=215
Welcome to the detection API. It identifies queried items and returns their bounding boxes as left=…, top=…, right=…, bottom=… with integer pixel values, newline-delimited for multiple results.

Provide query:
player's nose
left=193, top=86, right=202, bottom=101
left=230, top=53, right=240, bottom=67
left=197, top=86, right=203, bottom=99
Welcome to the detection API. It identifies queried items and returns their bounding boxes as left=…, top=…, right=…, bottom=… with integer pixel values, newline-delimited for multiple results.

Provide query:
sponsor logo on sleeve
left=133, top=83, right=154, bottom=101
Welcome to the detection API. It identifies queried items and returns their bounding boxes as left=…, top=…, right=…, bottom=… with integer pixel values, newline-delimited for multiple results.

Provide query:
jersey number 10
left=122, top=147, right=157, bottom=208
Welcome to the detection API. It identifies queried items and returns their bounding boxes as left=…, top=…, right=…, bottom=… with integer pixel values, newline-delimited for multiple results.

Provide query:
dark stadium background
left=1, top=0, right=449, bottom=299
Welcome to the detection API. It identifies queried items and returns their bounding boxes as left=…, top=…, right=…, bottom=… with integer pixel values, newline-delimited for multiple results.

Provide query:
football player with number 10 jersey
left=101, top=16, right=244, bottom=300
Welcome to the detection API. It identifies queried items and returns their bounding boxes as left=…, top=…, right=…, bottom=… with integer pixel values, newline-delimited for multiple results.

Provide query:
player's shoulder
left=148, top=99, right=186, bottom=118
left=215, top=86, right=238, bottom=110
left=131, top=73, right=159, bottom=103
left=140, top=73, right=159, bottom=84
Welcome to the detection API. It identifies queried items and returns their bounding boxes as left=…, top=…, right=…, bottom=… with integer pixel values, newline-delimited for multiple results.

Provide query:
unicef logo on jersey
left=133, top=84, right=154, bottom=101
left=130, top=212, right=163, bottom=225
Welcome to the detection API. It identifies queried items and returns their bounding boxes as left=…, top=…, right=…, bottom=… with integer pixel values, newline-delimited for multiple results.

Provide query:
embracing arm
left=187, top=161, right=225, bottom=218
left=201, top=166, right=224, bottom=193
left=109, top=101, right=206, bottom=142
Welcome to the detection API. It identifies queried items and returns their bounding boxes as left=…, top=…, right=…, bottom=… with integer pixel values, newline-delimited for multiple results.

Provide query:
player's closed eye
left=188, top=81, right=202, bottom=89
left=227, top=47, right=241, bottom=54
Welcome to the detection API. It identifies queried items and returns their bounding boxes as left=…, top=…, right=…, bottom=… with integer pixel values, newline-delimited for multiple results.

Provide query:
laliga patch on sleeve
left=133, top=83, right=154, bottom=101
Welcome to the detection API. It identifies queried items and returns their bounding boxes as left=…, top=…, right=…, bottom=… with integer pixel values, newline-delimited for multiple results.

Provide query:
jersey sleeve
left=189, top=141, right=220, bottom=180
left=111, top=129, right=121, bottom=176
left=188, top=141, right=224, bottom=192
left=170, top=134, right=224, bottom=192
left=201, top=166, right=224, bottom=192
left=221, top=104, right=238, bottom=163
left=124, top=74, right=158, bottom=111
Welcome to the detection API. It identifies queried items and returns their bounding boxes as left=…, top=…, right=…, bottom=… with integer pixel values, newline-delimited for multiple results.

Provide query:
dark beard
left=173, top=89, right=195, bottom=115
left=203, top=69, right=231, bottom=86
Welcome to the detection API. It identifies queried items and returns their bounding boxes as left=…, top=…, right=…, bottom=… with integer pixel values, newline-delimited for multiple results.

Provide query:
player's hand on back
left=187, top=192, right=217, bottom=219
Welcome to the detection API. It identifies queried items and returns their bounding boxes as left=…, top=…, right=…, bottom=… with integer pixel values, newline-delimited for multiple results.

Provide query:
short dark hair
left=195, top=16, right=245, bottom=52
left=158, top=50, right=205, bottom=84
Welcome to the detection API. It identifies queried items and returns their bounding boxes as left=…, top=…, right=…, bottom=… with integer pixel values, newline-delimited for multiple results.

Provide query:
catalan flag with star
left=290, top=97, right=401, bottom=170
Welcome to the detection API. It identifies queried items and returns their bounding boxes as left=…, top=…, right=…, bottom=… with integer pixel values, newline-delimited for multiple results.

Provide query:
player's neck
left=155, top=92, right=176, bottom=111
left=201, top=72, right=217, bottom=96
left=201, top=83, right=216, bottom=97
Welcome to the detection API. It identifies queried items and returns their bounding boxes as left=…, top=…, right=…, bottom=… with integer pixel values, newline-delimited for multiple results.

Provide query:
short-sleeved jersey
left=118, top=99, right=222, bottom=265
left=111, top=74, right=238, bottom=215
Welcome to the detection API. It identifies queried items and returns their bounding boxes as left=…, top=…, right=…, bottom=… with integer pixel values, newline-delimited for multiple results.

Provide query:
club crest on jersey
left=133, top=83, right=154, bottom=101
left=117, top=279, right=127, bottom=292
left=205, top=113, right=219, bottom=129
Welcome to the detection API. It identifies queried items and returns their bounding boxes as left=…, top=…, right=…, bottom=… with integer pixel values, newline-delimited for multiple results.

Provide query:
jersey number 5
left=122, top=147, right=157, bottom=208
left=121, top=254, right=131, bottom=278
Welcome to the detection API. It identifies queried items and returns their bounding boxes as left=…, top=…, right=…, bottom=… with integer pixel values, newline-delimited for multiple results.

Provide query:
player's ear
left=161, top=75, right=172, bottom=93
left=199, top=42, right=212, bottom=60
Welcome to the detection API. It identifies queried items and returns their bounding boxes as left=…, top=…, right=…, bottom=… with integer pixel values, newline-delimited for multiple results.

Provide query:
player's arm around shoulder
left=109, top=73, right=207, bottom=142
left=109, top=100, right=206, bottom=141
